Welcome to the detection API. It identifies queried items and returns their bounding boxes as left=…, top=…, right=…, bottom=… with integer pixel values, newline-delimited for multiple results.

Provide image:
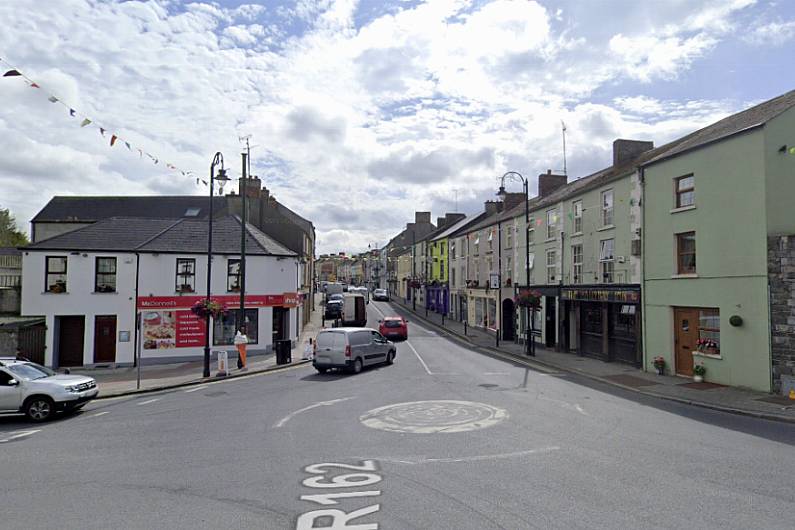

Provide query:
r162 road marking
left=296, top=460, right=383, bottom=529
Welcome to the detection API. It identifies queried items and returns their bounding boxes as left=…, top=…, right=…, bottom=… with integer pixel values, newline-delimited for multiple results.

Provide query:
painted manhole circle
left=360, top=400, right=508, bottom=434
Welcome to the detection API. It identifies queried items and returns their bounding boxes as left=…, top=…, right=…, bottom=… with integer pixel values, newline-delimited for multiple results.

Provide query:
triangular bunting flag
left=3, top=69, right=21, bottom=77
left=48, top=96, right=58, bottom=103
left=201, top=179, right=208, bottom=185
left=69, top=108, right=76, bottom=117
left=110, top=135, right=117, bottom=146
left=29, top=82, right=39, bottom=88
left=790, top=147, right=795, bottom=155
left=80, top=118, right=91, bottom=127
left=125, top=142, right=131, bottom=150
left=99, top=127, right=105, bottom=136
left=138, top=149, right=143, bottom=158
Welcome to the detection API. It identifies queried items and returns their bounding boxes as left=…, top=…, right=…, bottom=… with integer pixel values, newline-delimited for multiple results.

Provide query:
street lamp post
left=204, top=152, right=229, bottom=378
left=412, top=230, right=417, bottom=311
left=498, top=171, right=532, bottom=356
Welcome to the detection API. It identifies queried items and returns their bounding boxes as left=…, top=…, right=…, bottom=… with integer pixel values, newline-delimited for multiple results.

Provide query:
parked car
left=313, top=328, right=396, bottom=374
left=379, top=316, right=408, bottom=341
left=373, top=288, right=389, bottom=301
left=324, top=299, right=343, bottom=320
left=0, top=358, right=99, bottom=422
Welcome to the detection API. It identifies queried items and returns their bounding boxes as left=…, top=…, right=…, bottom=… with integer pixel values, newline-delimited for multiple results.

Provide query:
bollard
left=425, top=307, right=428, bottom=317
left=464, top=321, right=467, bottom=335
left=441, top=313, right=445, bottom=326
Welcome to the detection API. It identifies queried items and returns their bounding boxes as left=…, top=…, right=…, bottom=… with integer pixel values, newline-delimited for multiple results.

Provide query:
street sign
left=489, top=273, right=499, bottom=289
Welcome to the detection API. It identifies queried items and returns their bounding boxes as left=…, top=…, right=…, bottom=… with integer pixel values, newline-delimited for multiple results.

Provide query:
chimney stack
left=415, top=211, right=431, bottom=225
left=613, top=139, right=654, bottom=166
left=484, top=200, right=504, bottom=216
left=501, top=192, right=525, bottom=210
left=538, top=169, right=567, bottom=198
left=238, top=176, right=261, bottom=199
left=445, top=213, right=466, bottom=226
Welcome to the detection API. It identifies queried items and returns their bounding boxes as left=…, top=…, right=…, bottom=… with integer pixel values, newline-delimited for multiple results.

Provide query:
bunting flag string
left=1, top=56, right=200, bottom=186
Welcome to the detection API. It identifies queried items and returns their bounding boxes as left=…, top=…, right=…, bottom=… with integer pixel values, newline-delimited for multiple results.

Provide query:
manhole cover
left=360, top=400, right=508, bottom=434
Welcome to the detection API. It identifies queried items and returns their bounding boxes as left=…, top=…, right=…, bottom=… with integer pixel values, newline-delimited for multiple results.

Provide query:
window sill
left=544, top=238, right=557, bottom=243
left=671, top=273, right=698, bottom=279
left=597, top=225, right=615, bottom=232
left=92, top=291, right=118, bottom=295
left=670, top=205, right=696, bottom=214
left=569, top=231, right=583, bottom=238
left=42, top=291, right=68, bottom=294
left=693, top=350, right=722, bottom=360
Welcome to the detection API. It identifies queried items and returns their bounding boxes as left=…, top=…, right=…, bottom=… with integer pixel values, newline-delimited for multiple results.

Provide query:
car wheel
left=386, top=351, right=394, bottom=365
left=315, top=367, right=328, bottom=374
left=351, top=358, right=363, bottom=374
left=25, top=396, right=55, bottom=422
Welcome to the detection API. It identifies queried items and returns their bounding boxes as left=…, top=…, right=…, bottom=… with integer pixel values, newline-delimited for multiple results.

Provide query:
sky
left=1, top=0, right=794, bottom=255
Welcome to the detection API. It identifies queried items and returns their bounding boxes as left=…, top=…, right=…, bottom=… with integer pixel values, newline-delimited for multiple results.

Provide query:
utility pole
left=239, top=137, right=251, bottom=332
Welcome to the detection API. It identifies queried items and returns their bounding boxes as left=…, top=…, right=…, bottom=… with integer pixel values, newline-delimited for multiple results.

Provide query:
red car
left=379, top=316, right=408, bottom=341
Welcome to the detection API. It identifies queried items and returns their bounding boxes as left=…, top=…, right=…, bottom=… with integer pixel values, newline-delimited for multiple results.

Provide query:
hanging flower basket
left=514, top=289, right=542, bottom=309
left=190, top=298, right=229, bottom=319
left=652, top=356, right=666, bottom=375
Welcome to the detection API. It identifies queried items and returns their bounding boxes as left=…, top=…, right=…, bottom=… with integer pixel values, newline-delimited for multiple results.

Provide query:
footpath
left=389, top=297, right=795, bottom=424
left=85, top=296, right=324, bottom=398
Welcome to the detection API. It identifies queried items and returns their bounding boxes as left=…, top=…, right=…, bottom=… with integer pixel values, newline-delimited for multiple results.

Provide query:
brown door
left=674, top=308, right=699, bottom=376
left=94, top=316, right=117, bottom=363
left=57, top=316, right=85, bottom=367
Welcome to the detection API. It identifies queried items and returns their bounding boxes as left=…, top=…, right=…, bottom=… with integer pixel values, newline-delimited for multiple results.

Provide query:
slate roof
left=643, top=89, right=795, bottom=166
left=0, top=247, right=22, bottom=256
left=272, top=201, right=314, bottom=236
left=32, top=196, right=227, bottom=222
left=434, top=212, right=488, bottom=240
left=24, top=216, right=295, bottom=256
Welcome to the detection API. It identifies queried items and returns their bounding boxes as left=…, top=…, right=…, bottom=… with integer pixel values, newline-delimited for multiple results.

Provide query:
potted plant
left=652, top=356, right=666, bottom=375
left=697, top=338, right=719, bottom=355
left=177, top=283, right=194, bottom=293
left=514, top=289, right=542, bottom=309
left=190, top=298, right=229, bottom=320
left=693, top=363, right=706, bottom=383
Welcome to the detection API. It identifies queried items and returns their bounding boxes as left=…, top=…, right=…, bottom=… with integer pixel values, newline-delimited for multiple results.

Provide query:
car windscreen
left=316, top=332, right=346, bottom=351
left=384, top=320, right=403, bottom=328
left=329, top=294, right=344, bottom=301
left=7, top=362, right=54, bottom=381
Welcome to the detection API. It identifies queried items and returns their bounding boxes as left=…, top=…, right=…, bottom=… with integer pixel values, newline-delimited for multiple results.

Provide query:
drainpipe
left=497, top=220, right=501, bottom=348
left=640, top=167, right=648, bottom=371
left=133, top=252, right=141, bottom=390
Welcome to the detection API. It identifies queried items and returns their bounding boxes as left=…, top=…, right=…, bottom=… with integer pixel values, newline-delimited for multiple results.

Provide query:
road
left=3, top=300, right=795, bottom=529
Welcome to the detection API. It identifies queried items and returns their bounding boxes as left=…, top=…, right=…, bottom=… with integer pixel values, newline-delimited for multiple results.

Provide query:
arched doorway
left=502, top=298, right=515, bottom=341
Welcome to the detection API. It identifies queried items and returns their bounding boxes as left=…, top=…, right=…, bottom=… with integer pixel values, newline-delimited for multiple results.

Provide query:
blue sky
left=1, top=0, right=794, bottom=253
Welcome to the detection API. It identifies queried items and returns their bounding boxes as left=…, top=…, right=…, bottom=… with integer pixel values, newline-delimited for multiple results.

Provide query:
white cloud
left=744, top=19, right=795, bottom=46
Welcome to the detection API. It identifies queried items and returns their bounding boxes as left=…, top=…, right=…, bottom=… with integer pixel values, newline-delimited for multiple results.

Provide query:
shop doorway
left=545, top=296, right=556, bottom=347
left=272, top=307, right=289, bottom=344
left=674, top=308, right=698, bottom=376
left=502, top=298, right=515, bottom=341
left=56, top=315, right=85, bottom=367
left=93, top=315, right=117, bottom=364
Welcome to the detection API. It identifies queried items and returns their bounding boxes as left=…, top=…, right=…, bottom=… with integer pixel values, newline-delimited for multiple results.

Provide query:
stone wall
left=768, top=235, right=795, bottom=394
left=0, top=288, right=21, bottom=314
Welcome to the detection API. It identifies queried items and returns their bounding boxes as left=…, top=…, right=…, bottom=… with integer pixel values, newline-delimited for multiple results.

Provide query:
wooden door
left=94, top=315, right=117, bottom=363
left=674, top=308, right=698, bottom=376
left=57, top=316, right=85, bottom=367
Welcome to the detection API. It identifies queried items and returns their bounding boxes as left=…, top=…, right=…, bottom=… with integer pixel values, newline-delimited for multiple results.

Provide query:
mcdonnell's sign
left=561, top=287, right=639, bottom=303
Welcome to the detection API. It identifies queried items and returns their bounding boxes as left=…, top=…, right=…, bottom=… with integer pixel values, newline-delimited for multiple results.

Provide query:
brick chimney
left=613, top=139, right=654, bottom=166
left=415, top=211, right=431, bottom=224
left=501, top=192, right=525, bottom=210
left=239, top=176, right=262, bottom=198
left=436, top=216, right=446, bottom=229
left=445, top=213, right=466, bottom=226
left=484, top=200, right=504, bottom=216
left=538, top=170, right=567, bottom=198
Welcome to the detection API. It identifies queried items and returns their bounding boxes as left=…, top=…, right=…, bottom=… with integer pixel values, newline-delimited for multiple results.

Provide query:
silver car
left=0, top=358, right=99, bottom=422
left=313, top=328, right=396, bottom=374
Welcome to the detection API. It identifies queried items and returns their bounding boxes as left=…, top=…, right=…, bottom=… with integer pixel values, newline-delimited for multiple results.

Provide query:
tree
left=0, top=207, right=29, bottom=247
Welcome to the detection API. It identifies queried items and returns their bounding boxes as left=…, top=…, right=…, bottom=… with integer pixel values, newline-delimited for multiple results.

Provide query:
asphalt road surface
left=3, top=300, right=795, bottom=529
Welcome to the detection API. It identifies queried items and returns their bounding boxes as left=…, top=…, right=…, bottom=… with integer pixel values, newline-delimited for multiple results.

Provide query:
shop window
left=610, top=304, right=636, bottom=338
left=697, top=308, right=720, bottom=354
left=487, top=299, right=497, bottom=329
left=573, top=200, right=583, bottom=233
left=582, top=304, right=602, bottom=334
left=227, top=259, right=241, bottom=292
left=213, top=309, right=258, bottom=346
left=677, top=232, right=696, bottom=274
left=601, top=189, right=614, bottom=226
left=45, top=256, right=67, bottom=293
left=95, top=257, right=117, bottom=292
left=675, top=175, right=695, bottom=208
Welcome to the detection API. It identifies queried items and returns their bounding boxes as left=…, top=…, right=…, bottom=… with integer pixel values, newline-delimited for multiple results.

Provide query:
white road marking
left=405, top=341, right=433, bottom=375
left=575, top=404, right=588, bottom=416
left=184, top=385, right=208, bottom=393
left=273, top=397, right=355, bottom=429
left=360, top=400, right=508, bottom=434
left=370, top=447, right=560, bottom=465
left=136, top=398, right=160, bottom=406
left=91, top=411, right=110, bottom=418
left=0, top=429, right=41, bottom=443
left=538, top=395, right=588, bottom=416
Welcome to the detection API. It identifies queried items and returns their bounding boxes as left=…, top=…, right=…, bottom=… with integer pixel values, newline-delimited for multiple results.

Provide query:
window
left=506, top=225, right=513, bottom=248
left=487, top=257, right=493, bottom=274
left=572, top=244, right=583, bottom=284
left=599, top=239, right=615, bottom=283
left=176, top=258, right=196, bottom=292
left=45, top=256, right=67, bottom=293
left=450, top=241, right=456, bottom=260
left=487, top=230, right=493, bottom=251
left=546, top=250, right=556, bottom=283
left=474, top=233, right=480, bottom=255
left=227, top=259, right=241, bottom=291
left=451, top=267, right=456, bottom=286
left=95, top=257, right=117, bottom=292
left=460, top=266, right=465, bottom=286
left=506, top=256, right=512, bottom=280
left=601, top=189, right=614, bottom=226
left=698, top=308, right=720, bottom=354
left=573, top=200, right=583, bottom=233
left=528, top=221, right=535, bottom=245
left=213, top=309, right=258, bottom=346
left=675, top=175, right=695, bottom=208
left=677, top=232, right=696, bottom=274
left=546, top=209, right=557, bottom=239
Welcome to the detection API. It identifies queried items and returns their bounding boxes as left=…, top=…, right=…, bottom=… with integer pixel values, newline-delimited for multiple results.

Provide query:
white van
left=341, top=293, right=367, bottom=327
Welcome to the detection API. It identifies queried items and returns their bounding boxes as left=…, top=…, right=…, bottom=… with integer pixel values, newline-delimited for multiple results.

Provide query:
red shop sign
left=137, top=293, right=299, bottom=310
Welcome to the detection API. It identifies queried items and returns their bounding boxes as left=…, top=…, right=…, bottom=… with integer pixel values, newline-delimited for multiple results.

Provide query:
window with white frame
left=546, top=250, right=557, bottom=283
left=675, top=175, right=695, bottom=208
left=450, top=241, right=456, bottom=260
left=546, top=209, right=557, bottom=239
left=601, top=189, right=614, bottom=226
left=599, top=238, right=615, bottom=283
left=506, top=256, right=512, bottom=281
left=528, top=220, right=535, bottom=245
left=487, top=257, right=493, bottom=274
left=451, top=267, right=455, bottom=286
left=572, top=244, right=583, bottom=284
left=506, top=225, right=513, bottom=248
left=573, top=200, right=583, bottom=234
left=487, top=230, right=493, bottom=251
left=474, top=233, right=480, bottom=255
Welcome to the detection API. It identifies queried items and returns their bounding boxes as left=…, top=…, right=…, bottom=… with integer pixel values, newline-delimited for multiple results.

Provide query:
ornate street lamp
left=204, top=152, right=229, bottom=377
left=497, top=171, right=533, bottom=356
